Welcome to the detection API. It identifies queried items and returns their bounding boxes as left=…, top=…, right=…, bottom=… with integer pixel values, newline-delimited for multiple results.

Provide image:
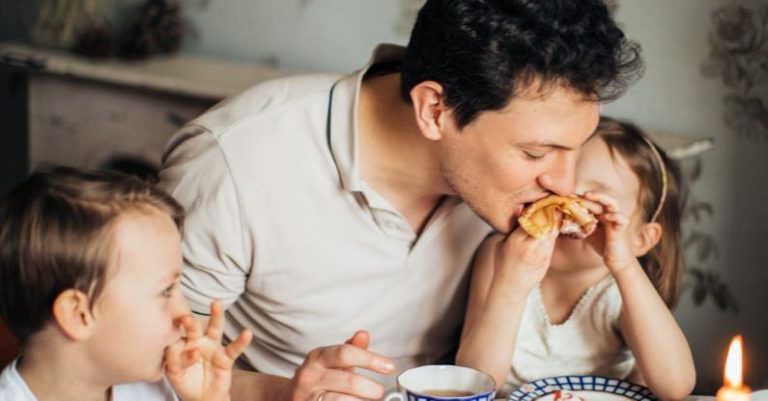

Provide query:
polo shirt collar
left=327, top=43, right=406, bottom=192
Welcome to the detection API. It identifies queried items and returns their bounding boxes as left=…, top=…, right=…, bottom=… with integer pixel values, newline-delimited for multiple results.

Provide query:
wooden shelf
left=0, top=41, right=293, bottom=101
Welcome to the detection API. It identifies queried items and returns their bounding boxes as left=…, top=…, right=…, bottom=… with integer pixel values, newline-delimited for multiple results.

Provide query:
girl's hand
left=165, top=300, right=253, bottom=401
left=582, top=191, right=636, bottom=274
left=494, top=226, right=559, bottom=293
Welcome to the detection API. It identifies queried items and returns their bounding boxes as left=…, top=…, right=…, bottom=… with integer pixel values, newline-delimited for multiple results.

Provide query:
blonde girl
left=457, top=117, right=695, bottom=401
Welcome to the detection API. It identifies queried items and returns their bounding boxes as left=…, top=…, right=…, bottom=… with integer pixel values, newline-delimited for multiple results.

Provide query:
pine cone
left=153, top=3, right=185, bottom=54
left=119, top=24, right=155, bottom=60
left=73, top=25, right=116, bottom=59
left=118, top=0, right=185, bottom=59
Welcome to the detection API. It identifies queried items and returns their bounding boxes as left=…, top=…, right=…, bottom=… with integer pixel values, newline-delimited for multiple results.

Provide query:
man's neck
left=18, top=340, right=112, bottom=401
left=358, top=73, right=448, bottom=233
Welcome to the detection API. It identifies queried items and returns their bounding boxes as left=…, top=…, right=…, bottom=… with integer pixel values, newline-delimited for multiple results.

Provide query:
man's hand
left=287, top=330, right=395, bottom=401
left=165, top=300, right=253, bottom=401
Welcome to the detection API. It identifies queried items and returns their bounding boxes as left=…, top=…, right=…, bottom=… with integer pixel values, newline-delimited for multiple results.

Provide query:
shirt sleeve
left=159, top=126, right=250, bottom=314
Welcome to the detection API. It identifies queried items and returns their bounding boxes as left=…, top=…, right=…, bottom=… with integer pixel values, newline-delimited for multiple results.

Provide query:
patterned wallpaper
left=702, top=3, right=768, bottom=141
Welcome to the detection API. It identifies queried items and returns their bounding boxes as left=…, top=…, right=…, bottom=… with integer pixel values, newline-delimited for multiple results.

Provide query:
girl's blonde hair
left=596, top=117, right=687, bottom=307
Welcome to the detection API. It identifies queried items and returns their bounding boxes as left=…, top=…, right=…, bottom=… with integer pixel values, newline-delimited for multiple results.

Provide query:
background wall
left=1, top=0, right=766, bottom=392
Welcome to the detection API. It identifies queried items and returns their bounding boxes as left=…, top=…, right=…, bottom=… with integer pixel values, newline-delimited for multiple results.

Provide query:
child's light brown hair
left=596, top=117, right=687, bottom=307
left=0, top=167, right=184, bottom=343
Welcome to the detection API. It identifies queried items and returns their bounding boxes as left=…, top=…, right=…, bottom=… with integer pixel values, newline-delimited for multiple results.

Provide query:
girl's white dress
left=503, top=275, right=635, bottom=394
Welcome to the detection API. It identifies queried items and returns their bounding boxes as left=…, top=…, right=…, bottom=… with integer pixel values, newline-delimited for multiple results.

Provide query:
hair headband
left=638, top=133, right=668, bottom=223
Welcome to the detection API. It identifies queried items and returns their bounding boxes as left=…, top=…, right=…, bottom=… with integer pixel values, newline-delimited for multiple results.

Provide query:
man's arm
left=229, top=332, right=394, bottom=401
left=231, top=370, right=293, bottom=401
left=194, top=313, right=393, bottom=401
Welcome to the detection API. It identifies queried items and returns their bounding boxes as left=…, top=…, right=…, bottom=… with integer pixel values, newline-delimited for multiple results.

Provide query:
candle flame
left=725, top=335, right=744, bottom=387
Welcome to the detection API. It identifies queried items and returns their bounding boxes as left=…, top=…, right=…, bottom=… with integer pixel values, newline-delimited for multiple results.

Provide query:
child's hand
left=582, top=191, right=636, bottom=274
left=165, top=300, right=253, bottom=401
left=494, top=227, right=558, bottom=292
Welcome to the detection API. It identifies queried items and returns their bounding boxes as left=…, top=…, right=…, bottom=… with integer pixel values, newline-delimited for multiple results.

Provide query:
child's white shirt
left=504, top=275, right=636, bottom=393
left=0, top=358, right=179, bottom=401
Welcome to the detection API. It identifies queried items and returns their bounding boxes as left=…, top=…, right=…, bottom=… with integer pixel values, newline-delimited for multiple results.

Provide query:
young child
left=0, top=167, right=252, bottom=401
left=456, top=117, right=696, bottom=401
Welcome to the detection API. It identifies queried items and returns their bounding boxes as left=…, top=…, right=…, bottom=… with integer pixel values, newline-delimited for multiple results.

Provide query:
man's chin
left=480, top=214, right=516, bottom=234
left=458, top=196, right=519, bottom=234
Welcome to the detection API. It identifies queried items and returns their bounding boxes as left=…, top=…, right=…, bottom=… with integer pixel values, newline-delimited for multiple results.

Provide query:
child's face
left=551, top=135, right=643, bottom=270
left=87, top=208, right=189, bottom=383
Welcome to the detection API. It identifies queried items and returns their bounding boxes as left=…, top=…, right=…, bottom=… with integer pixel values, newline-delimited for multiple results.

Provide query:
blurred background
left=0, top=0, right=766, bottom=394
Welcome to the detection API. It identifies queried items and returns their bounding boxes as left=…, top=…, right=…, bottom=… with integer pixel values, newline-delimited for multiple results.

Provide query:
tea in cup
left=383, top=365, right=496, bottom=401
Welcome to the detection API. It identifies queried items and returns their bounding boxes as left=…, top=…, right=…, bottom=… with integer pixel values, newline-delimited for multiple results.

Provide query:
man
left=159, top=1, right=643, bottom=400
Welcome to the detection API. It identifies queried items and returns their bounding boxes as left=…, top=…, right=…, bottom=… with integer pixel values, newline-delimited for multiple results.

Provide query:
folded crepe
left=517, top=195, right=597, bottom=239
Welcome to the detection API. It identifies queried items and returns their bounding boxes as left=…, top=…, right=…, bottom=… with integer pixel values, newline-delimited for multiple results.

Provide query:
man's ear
left=631, top=222, right=662, bottom=257
left=52, top=289, right=95, bottom=341
left=409, top=80, right=450, bottom=141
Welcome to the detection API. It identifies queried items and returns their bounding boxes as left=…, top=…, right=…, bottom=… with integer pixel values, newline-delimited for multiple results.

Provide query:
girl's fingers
left=603, top=212, right=630, bottom=227
left=577, top=197, right=605, bottom=215
left=583, top=191, right=620, bottom=213
left=206, top=299, right=225, bottom=340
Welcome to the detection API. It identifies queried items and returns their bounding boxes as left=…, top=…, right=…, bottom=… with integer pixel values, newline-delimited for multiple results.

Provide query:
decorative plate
left=507, top=376, right=658, bottom=401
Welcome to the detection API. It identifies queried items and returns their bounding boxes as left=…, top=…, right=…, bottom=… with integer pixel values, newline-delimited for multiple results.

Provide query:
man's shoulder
left=193, top=73, right=343, bottom=134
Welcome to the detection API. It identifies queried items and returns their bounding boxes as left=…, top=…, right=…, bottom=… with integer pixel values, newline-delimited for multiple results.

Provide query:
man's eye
left=523, top=151, right=546, bottom=160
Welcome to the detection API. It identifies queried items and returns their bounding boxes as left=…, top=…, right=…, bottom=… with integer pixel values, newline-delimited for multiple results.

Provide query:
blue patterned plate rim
left=507, top=375, right=659, bottom=401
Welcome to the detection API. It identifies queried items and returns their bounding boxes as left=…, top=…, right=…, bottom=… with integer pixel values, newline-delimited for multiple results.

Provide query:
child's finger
left=604, top=212, right=629, bottom=225
left=224, top=330, right=253, bottom=361
left=181, top=314, right=203, bottom=342
left=602, top=213, right=630, bottom=232
left=180, top=348, right=200, bottom=369
left=206, top=299, right=225, bottom=340
left=209, top=351, right=235, bottom=395
left=577, top=196, right=605, bottom=216
left=583, top=191, right=620, bottom=213
left=165, top=340, right=185, bottom=375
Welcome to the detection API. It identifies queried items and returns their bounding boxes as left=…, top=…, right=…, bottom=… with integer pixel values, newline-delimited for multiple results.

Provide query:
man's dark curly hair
left=400, top=0, right=643, bottom=128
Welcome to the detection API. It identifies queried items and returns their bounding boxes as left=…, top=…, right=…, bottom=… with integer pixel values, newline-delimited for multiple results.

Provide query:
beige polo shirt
left=159, top=44, right=493, bottom=386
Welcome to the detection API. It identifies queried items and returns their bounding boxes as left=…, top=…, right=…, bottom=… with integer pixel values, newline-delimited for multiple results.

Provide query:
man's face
left=435, top=84, right=600, bottom=233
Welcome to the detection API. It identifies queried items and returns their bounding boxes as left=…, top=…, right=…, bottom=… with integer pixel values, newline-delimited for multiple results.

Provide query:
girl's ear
left=409, top=80, right=450, bottom=141
left=52, top=289, right=95, bottom=341
left=631, top=222, right=662, bottom=257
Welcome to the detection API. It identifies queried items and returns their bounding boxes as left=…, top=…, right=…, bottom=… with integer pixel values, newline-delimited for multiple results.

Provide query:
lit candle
left=716, top=336, right=751, bottom=401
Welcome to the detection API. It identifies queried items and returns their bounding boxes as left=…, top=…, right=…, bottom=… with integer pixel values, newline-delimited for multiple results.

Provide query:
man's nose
left=538, top=152, right=577, bottom=195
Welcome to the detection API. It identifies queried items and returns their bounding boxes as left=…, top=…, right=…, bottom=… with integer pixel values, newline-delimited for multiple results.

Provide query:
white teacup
left=383, top=365, right=496, bottom=401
